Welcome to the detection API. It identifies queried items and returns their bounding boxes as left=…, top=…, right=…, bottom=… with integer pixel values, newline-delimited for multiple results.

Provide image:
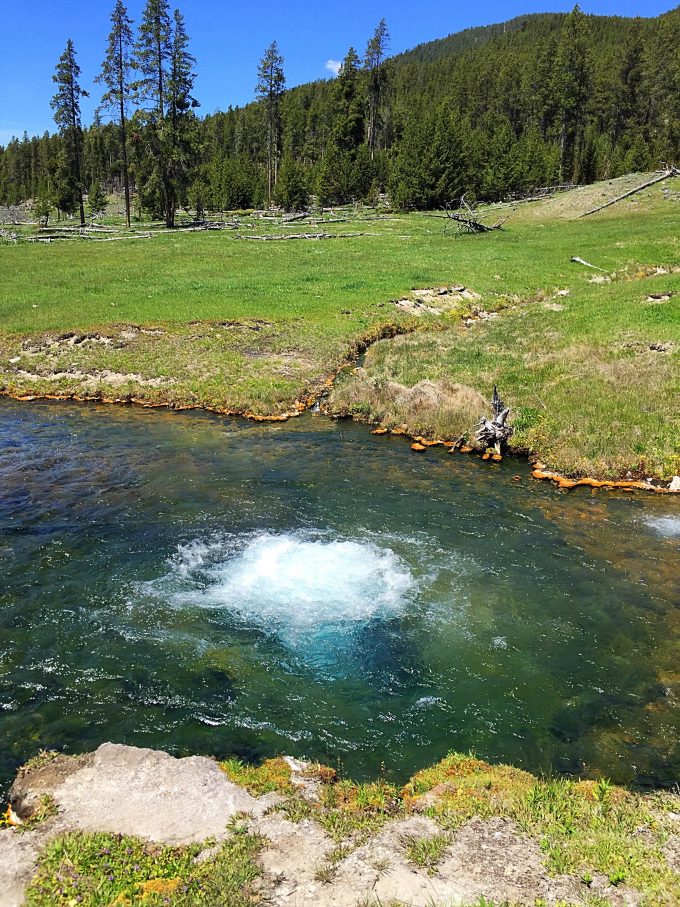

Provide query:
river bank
left=1, top=176, right=679, bottom=482
left=2, top=743, right=679, bottom=906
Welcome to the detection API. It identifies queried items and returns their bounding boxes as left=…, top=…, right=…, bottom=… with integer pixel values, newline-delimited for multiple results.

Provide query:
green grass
left=25, top=827, right=263, bottom=906
left=333, top=266, right=680, bottom=477
left=1, top=177, right=678, bottom=476
left=401, top=753, right=680, bottom=906
left=219, top=755, right=295, bottom=795
left=403, top=831, right=450, bottom=872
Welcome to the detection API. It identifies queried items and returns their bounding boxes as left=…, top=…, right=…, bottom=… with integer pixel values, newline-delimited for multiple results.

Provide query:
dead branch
left=444, top=196, right=509, bottom=235
left=476, top=385, right=514, bottom=454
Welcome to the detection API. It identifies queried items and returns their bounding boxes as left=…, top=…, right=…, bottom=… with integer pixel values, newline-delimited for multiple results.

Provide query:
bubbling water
left=154, top=532, right=418, bottom=659
left=645, top=516, right=680, bottom=538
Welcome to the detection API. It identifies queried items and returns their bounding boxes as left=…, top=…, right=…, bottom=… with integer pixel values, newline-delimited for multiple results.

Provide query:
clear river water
left=1, top=399, right=678, bottom=796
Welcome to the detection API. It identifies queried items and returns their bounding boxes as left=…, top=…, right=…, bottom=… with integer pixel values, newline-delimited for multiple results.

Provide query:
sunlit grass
left=1, top=180, right=678, bottom=476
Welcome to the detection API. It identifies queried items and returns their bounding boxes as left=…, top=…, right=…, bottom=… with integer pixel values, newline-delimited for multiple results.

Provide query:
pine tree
left=97, top=0, right=134, bottom=227
left=50, top=39, right=88, bottom=225
left=275, top=152, right=308, bottom=211
left=166, top=9, right=200, bottom=220
left=333, top=47, right=364, bottom=154
left=132, top=1, right=197, bottom=226
left=643, top=16, right=680, bottom=164
left=364, top=19, right=390, bottom=159
left=134, top=0, right=172, bottom=118
left=611, top=21, right=645, bottom=154
left=552, top=5, right=592, bottom=182
left=256, top=41, right=285, bottom=205
left=88, top=179, right=108, bottom=217
left=33, top=192, right=52, bottom=227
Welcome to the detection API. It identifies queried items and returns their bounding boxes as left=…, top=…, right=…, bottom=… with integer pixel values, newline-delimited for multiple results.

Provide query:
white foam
left=206, top=534, right=411, bottom=624
left=645, top=516, right=680, bottom=538
left=146, top=531, right=419, bottom=654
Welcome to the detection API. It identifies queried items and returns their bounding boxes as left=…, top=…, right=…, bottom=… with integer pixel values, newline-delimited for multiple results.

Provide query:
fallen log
left=570, top=256, right=605, bottom=271
left=237, top=231, right=366, bottom=241
left=282, top=211, right=312, bottom=222
left=580, top=167, right=679, bottom=217
left=447, top=212, right=508, bottom=233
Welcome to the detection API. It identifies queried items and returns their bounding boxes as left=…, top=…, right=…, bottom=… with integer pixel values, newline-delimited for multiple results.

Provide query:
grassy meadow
left=1, top=174, right=679, bottom=478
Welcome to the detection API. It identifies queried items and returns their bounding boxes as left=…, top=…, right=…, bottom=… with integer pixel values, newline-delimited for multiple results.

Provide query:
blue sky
left=0, top=0, right=676, bottom=143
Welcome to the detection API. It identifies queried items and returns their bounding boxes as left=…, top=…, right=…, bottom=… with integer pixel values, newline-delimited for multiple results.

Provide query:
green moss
left=219, top=756, right=294, bottom=795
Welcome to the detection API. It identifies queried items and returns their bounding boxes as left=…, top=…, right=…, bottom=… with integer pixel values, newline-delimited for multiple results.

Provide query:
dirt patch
left=218, top=319, right=273, bottom=330
left=21, top=332, right=118, bottom=354
left=10, top=754, right=93, bottom=820
left=20, top=326, right=166, bottom=353
left=393, top=285, right=482, bottom=316
left=14, top=368, right=175, bottom=389
left=647, top=292, right=675, bottom=303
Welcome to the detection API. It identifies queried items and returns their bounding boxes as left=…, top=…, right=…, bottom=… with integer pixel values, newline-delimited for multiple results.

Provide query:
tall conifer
left=51, top=39, right=88, bottom=225
left=97, top=0, right=134, bottom=227
left=256, top=42, right=285, bottom=206
left=364, top=20, right=390, bottom=159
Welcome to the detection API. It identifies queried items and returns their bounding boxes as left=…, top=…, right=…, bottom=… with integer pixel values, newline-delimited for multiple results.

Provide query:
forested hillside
left=1, top=3, right=679, bottom=217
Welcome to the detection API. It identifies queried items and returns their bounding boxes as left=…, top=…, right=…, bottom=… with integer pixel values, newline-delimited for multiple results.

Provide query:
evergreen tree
left=134, top=0, right=172, bottom=117
left=643, top=16, right=680, bottom=164
left=316, top=142, right=353, bottom=206
left=5, top=6, right=678, bottom=215
left=88, top=179, right=108, bottom=217
left=131, top=0, right=173, bottom=222
left=132, top=1, right=197, bottom=226
left=333, top=47, right=364, bottom=154
left=33, top=192, right=52, bottom=227
left=50, top=39, right=88, bottom=225
left=97, top=0, right=134, bottom=227
left=256, top=41, right=285, bottom=205
left=364, top=19, right=390, bottom=158
left=552, top=5, right=592, bottom=182
left=275, top=152, right=308, bottom=211
left=166, top=9, right=200, bottom=219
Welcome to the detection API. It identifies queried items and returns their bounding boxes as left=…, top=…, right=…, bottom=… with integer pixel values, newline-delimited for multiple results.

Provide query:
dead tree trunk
left=476, top=386, right=513, bottom=454
left=444, top=195, right=508, bottom=235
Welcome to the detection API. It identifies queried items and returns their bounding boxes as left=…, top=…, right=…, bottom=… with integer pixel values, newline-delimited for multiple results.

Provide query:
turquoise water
left=1, top=399, right=678, bottom=795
